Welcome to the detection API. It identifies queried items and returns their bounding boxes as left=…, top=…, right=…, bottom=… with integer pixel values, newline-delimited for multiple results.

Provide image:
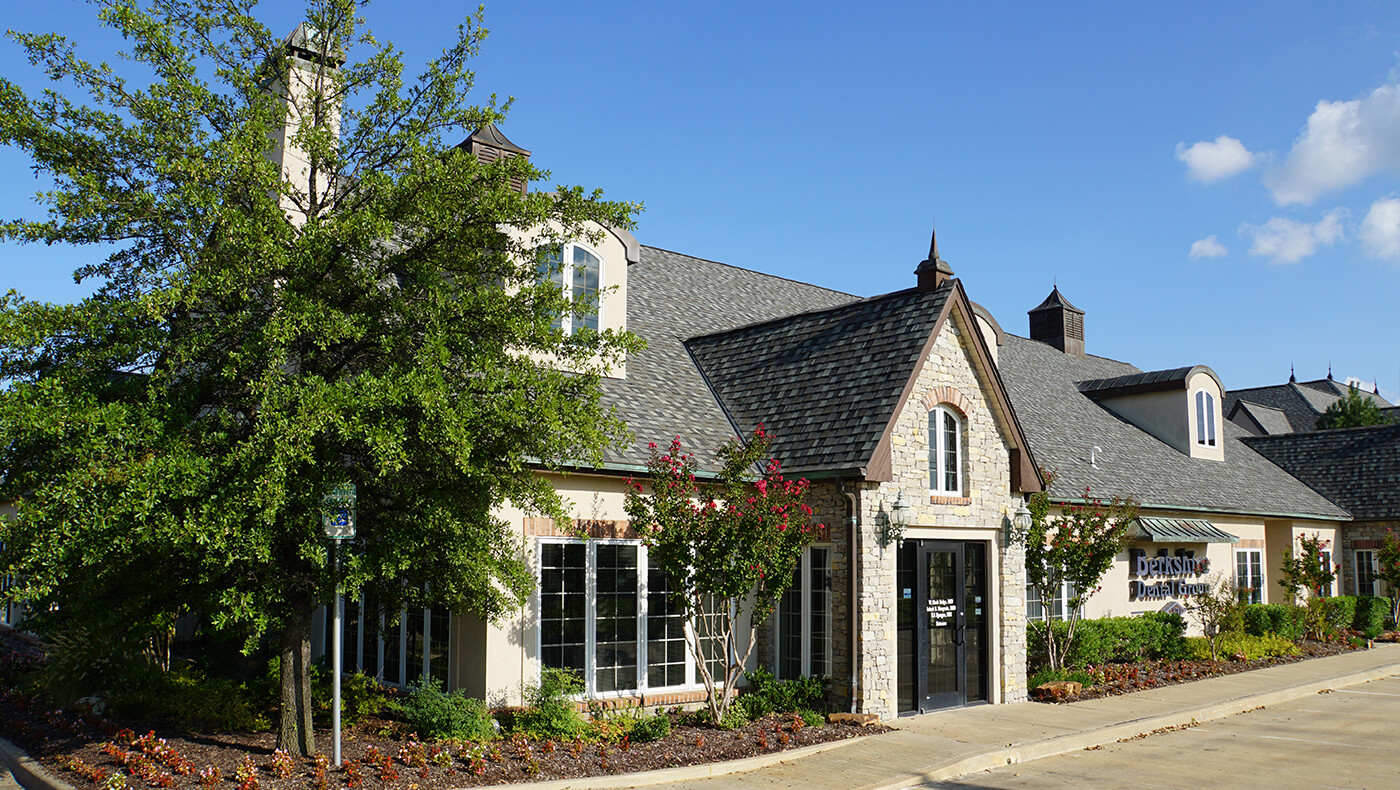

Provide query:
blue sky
left=4, top=1, right=1400, bottom=399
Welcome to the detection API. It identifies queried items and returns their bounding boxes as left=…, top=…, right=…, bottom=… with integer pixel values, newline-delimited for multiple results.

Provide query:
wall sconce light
left=881, top=492, right=910, bottom=547
left=1009, top=501, right=1032, bottom=542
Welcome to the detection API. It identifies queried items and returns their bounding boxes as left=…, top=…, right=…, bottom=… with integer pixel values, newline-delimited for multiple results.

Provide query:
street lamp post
left=321, top=483, right=356, bottom=767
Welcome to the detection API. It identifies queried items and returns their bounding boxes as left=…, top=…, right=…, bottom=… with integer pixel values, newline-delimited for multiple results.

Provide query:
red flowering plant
left=1012, top=471, right=1139, bottom=672
left=1379, top=530, right=1400, bottom=626
left=624, top=425, right=821, bottom=725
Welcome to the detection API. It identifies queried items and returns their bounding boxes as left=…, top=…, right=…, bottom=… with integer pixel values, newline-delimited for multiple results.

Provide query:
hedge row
left=1241, top=596, right=1390, bottom=640
left=1027, top=612, right=1188, bottom=668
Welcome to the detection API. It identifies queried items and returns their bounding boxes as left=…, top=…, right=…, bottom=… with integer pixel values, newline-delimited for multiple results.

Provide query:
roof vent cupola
left=915, top=227, right=954, bottom=291
left=460, top=123, right=531, bottom=194
left=1028, top=286, right=1086, bottom=357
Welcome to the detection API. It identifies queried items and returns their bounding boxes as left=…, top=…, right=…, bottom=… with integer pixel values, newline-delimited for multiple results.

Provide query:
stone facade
left=800, top=305, right=1029, bottom=718
left=1342, top=521, right=1399, bottom=597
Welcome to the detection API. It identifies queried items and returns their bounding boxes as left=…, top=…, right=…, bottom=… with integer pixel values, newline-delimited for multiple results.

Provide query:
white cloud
left=1175, top=135, right=1257, bottom=182
left=1238, top=209, right=1347, bottom=264
left=1359, top=196, right=1400, bottom=261
left=1188, top=235, right=1228, bottom=259
left=1266, top=82, right=1400, bottom=205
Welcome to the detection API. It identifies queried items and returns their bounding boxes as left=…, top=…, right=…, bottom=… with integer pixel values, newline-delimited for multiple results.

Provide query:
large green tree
left=0, top=0, right=638, bottom=755
left=1316, top=384, right=1395, bottom=430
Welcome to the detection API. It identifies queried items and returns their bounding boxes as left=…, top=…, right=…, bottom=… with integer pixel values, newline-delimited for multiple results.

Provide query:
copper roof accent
left=1029, top=286, right=1083, bottom=315
left=1076, top=365, right=1224, bottom=399
left=465, top=123, right=531, bottom=156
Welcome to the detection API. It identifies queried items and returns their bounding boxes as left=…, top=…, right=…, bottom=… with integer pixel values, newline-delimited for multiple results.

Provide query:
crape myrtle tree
left=1279, top=533, right=1340, bottom=639
left=1377, top=531, right=1400, bottom=625
left=623, top=427, right=821, bottom=724
left=0, top=0, right=640, bottom=756
left=1012, top=472, right=1139, bottom=672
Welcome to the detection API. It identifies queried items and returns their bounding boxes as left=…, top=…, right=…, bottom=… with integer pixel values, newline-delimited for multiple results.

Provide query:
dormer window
left=538, top=242, right=601, bottom=333
left=929, top=405, right=963, bottom=495
left=1195, top=390, right=1216, bottom=447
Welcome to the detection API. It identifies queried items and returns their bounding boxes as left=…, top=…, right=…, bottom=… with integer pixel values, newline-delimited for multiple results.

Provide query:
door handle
left=955, top=622, right=966, bottom=646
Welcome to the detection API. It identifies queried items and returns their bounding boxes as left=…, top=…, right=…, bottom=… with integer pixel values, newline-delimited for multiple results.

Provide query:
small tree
left=623, top=427, right=821, bottom=725
left=1279, top=533, right=1339, bottom=639
left=1316, top=385, right=1396, bottom=430
left=1013, top=473, right=1139, bottom=672
left=1377, top=531, right=1400, bottom=626
left=1187, top=574, right=1240, bottom=661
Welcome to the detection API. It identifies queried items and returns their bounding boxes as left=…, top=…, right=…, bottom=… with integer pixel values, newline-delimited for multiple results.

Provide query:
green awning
left=1132, top=517, right=1238, bottom=544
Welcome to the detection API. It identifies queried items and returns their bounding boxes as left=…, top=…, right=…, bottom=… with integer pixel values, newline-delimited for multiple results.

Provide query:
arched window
left=1195, top=390, right=1216, bottom=447
left=929, top=405, right=963, bottom=495
left=537, top=242, right=602, bottom=333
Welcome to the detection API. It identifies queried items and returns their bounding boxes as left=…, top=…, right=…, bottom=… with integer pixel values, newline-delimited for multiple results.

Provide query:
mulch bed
left=0, top=703, right=885, bottom=790
left=1029, top=635, right=1378, bottom=703
left=0, top=625, right=887, bottom=790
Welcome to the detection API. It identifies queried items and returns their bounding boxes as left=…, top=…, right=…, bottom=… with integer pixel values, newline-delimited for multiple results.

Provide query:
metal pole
left=332, top=544, right=342, bottom=766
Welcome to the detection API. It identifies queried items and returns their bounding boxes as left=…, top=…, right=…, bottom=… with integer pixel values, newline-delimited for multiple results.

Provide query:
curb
left=867, top=658, right=1400, bottom=789
left=0, top=737, right=75, bottom=790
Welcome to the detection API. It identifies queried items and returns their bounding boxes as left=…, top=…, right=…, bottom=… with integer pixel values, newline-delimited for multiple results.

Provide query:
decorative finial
left=1328, top=363, right=1333, bottom=380
left=928, top=220, right=938, bottom=261
left=1289, top=363, right=1296, bottom=384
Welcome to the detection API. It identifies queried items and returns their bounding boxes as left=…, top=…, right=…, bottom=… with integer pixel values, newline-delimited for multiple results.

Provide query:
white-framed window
left=1195, top=390, right=1217, bottom=447
left=929, top=405, right=964, bottom=495
left=537, top=242, right=602, bottom=334
left=1318, top=550, right=1334, bottom=597
left=1235, top=548, right=1264, bottom=605
left=1026, top=580, right=1079, bottom=622
left=537, top=538, right=711, bottom=696
left=1356, top=550, right=1378, bottom=597
left=326, top=593, right=450, bottom=687
left=774, top=545, right=832, bottom=680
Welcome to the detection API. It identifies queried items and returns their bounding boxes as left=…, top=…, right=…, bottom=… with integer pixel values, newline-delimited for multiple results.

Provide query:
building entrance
left=897, top=539, right=988, bottom=713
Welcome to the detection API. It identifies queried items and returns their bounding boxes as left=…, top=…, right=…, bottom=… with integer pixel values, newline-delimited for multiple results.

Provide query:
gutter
left=1042, top=496, right=1351, bottom=523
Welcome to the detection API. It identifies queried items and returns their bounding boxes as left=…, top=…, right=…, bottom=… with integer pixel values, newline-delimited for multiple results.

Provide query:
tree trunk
left=277, top=604, right=318, bottom=757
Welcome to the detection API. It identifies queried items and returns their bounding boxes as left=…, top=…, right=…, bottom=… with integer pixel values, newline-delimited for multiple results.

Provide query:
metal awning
left=1132, top=517, right=1238, bottom=544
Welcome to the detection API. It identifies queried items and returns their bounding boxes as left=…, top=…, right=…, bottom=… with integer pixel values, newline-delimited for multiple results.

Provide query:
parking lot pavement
left=927, top=674, right=1400, bottom=790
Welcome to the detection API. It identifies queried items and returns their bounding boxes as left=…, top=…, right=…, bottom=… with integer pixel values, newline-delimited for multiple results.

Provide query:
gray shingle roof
left=1243, top=424, right=1400, bottom=520
left=1223, top=379, right=1395, bottom=434
left=685, top=285, right=952, bottom=475
left=599, top=247, right=858, bottom=469
left=997, top=334, right=1349, bottom=519
left=1228, top=400, right=1293, bottom=436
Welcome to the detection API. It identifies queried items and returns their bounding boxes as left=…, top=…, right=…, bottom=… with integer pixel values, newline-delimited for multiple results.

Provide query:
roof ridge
left=1002, top=333, right=1143, bottom=368
left=640, top=245, right=858, bottom=299
left=686, top=284, right=934, bottom=344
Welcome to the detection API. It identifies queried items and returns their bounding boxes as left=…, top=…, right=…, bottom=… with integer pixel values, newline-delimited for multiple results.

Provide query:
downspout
left=841, top=481, right=860, bottom=714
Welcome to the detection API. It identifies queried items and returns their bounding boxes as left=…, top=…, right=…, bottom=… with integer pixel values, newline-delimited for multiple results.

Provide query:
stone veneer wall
left=1342, top=520, right=1399, bottom=596
left=817, top=308, right=1029, bottom=718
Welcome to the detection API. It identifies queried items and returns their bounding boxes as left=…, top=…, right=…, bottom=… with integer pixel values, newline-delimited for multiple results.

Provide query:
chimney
left=1028, top=286, right=1085, bottom=356
left=914, top=227, right=954, bottom=291
left=268, top=23, right=345, bottom=225
left=460, top=123, right=531, bottom=195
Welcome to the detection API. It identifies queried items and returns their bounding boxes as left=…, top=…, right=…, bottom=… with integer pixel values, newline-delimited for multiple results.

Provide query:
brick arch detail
left=921, top=385, right=972, bottom=417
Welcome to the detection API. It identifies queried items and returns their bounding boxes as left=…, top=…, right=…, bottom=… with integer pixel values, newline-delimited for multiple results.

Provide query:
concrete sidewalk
left=540, top=643, right=1400, bottom=790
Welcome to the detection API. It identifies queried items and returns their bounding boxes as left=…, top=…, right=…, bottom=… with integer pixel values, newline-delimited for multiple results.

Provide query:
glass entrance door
left=898, top=539, right=989, bottom=713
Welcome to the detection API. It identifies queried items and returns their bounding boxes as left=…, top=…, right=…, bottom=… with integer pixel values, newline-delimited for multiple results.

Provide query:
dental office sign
left=1128, top=548, right=1209, bottom=600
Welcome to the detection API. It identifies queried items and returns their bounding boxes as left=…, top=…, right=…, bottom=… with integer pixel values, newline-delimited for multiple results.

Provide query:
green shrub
left=738, top=668, right=827, bottom=719
left=1353, top=596, right=1389, bottom=639
left=798, top=709, right=824, bottom=728
left=1027, top=667, right=1094, bottom=689
left=1027, top=613, right=1188, bottom=669
left=1185, top=632, right=1300, bottom=660
left=627, top=714, right=671, bottom=743
left=120, top=670, right=267, bottom=731
left=388, top=677, right=494, bottom=742
left=33, top=628, right=161, bottom=708
left=341, top=671, right=389, bottom=725
left=1324, top=596, right=1358, bottom=635
left=256, top=659, right=388, bottom=727
left=1241, top=604, right=1306, bottom=641
left=718, top=703, right=749, bottom=730
left=511, top=668, right=587, bottom=741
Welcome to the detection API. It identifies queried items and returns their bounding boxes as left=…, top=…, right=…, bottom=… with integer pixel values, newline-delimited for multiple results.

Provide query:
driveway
left=928, top=674, right=1400, bottom=789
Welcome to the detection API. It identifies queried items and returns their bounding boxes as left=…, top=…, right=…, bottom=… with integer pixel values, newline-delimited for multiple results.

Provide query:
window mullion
left=586, top=542, right=597, bottom=697
left=638, top=544, right=649, bottom=693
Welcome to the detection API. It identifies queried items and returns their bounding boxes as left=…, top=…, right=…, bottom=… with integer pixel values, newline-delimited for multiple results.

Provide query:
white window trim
left=328, top=595, right=449, bottom=688
left=1356, top=550, right=1378, bottom=597
left=773, top=544, right=833, bottom=679
left=1026, top=580, right=1078, bottom=622
left=535, top=537, right=709, bottom=698
left=542, top=242, right=603, bottom=335
left=1235, top=548, right=1264, bottom=605
left=930, top=404, right=964, bottom=496
left=1195, top=390, right=1217, bottom=447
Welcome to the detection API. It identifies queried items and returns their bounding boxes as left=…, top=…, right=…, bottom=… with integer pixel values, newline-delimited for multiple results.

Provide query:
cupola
left=915, top=228, right=954, bottom=291
left=459, top=123, right=531, bottom=194
left=1028, top=286, right=1085, bottom=357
